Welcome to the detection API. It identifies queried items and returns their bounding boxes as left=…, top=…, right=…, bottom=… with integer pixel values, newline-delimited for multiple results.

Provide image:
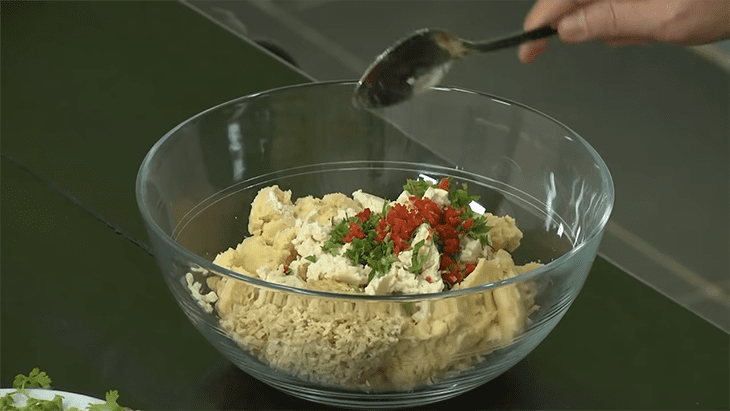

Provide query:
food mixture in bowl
left=186, top=178, right=542, bottom=390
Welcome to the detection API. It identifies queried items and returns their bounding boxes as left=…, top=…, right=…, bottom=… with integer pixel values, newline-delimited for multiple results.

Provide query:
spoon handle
left=468, top=25, right=558, bottom=53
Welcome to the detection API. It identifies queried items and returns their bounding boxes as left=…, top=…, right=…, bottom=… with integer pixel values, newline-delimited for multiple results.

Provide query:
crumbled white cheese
left=394, top=190, right=411, bottom=205
left=459, top=237, right=485, bottom=262
left=423, top=186, right=450, bottom=207
left=352, top=189, right=386, bottom=212
left=306, top=251, right=370, bottom=286
left=256, top=265, right=308, bottom=289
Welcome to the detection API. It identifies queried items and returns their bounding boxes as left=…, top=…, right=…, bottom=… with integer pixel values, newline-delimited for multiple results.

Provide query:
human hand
left=519, top=0, right=730, bottom=63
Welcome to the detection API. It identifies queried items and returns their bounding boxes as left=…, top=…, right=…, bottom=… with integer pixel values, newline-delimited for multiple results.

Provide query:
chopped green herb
left=409, top=239, right=429, bottom=273
left=450, top=183, right=480, bottom=209
left=304, top=255, right=317, bottom=263
left=402, top=302, right=414, bottom=314
left=366, top=240, right=397, bottom=282
left=364, top=241, right=397, bottom=281
left=322, top=218, right=351, bottom=254
left=345, top=236, right=369, bottom=265
left=468, top=214, right=491, bottom=246
left=403, top=179, right=431, bottom=197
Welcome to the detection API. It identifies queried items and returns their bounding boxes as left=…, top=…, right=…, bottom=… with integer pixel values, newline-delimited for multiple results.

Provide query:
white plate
left=0, top=388, right=105, bottom=410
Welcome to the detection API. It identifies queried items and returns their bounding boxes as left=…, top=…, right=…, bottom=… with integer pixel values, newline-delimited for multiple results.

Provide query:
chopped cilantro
left=345, top=236, right=369, bottom=265
left=450, top=183, right=480, bottom=209
left=304, top=255, right=317, bottom=263
left=468, top=214, right=491, bottom=246
left=409, top=239, right=429, bottom=273
left=402, top=302, right=414, bottom=314
left=366, top=240, right=396, bottom=282
left=322, top=218, right=351, bottom=254
left=403, top=179, right=431, bottom=197
left=345, top=211, right=396, bottom=275
left=364, top=241, right=397, bottom=282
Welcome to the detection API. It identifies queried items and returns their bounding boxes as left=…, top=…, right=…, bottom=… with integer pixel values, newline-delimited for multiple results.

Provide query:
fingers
left=558, top=1, right=662, bottom=44
left=518, top=0, right=656, bottom=62
left=523, top=0, right=584, bottom=31
left=519, top=0, right=586, bottom=63
left=520, top=0, right=730, bottom=63
left=518, top=38, right=551, bottom=63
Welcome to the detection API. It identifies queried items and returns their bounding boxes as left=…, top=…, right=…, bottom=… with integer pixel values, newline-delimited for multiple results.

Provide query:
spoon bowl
left=354, top=26, right=557, bottom=109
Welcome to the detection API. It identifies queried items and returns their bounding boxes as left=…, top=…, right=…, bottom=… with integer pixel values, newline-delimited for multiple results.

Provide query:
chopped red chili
left=343, top=221, right=365, bottom=242
left=442, top=269, right=462, bottom=286
left=443, top=206, right=460, bottom=227
left=462, top=217, right=474, bottom=230
left=356, top=208, right=371, bottom=222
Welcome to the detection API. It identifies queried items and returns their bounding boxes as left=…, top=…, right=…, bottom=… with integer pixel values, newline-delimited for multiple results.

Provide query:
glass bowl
left=136, top=81, right=613, bottom=409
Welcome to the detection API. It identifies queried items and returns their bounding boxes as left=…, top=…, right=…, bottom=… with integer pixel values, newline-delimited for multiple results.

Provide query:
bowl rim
left=136, top=80, right=614, bottom=301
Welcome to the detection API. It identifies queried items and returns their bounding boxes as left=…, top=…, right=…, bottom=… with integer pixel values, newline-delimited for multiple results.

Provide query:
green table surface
left=2, top=2, right=728, bottom=410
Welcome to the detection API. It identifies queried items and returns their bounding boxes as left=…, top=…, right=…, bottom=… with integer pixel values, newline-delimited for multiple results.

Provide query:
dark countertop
left=2, top=2, right=728, bottom=409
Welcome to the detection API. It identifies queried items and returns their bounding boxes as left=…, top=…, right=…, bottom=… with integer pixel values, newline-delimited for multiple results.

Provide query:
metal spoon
left=353, top=26, right=557, bottom=109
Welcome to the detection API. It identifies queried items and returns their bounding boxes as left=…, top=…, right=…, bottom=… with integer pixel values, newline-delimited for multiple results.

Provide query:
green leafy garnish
left=445, top=182, right=491, bottom=245
left=402, top=302, right=414, bottom=314
left=13, top=368, right=52, bottom=391
left=450, top=183, right=480, bottom=209
left=403, top=179, right=431, bottom=197
left=304, top=255, right=317, bottom=263
left=337, top=211, right=398, bottom=280
left=365, top=240, right=397, bottom=282
left=468, top=214, right=491, bottom=246
left=2, top=369, right=129, bottom=411
left=409, top=239, right=429, bottom=273
left=366, top=243, right=398, bottom=281
left=322, top=218, right=350, bottom=254
left=89, top=390, right=126, bottom=411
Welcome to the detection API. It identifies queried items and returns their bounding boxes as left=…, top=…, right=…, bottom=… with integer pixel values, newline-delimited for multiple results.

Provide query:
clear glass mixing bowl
left=136, top=81, right=613, bottom=409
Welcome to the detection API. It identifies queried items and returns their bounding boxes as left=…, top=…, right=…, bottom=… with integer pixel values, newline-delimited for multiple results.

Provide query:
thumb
left=558, top=1, right=660, bottom=43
